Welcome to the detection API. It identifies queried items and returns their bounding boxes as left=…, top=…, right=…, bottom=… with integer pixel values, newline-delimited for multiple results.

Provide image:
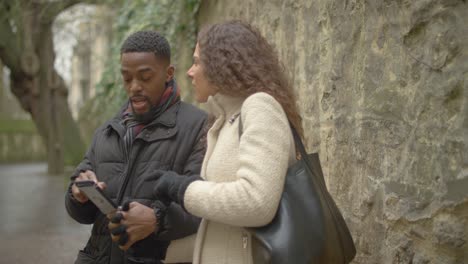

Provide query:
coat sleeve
left=65, top=131, right=99, bottom=224
left=183, top=93, right=293, bottom=227
left=155, top=116, right=207, bottom=240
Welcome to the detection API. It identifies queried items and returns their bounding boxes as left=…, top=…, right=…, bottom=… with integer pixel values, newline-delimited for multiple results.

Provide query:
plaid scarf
left=121, top=79, right=180, bottom=157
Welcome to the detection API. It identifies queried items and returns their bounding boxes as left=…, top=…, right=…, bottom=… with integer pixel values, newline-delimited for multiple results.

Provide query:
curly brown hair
left=197, top=20, right=304, bottom=139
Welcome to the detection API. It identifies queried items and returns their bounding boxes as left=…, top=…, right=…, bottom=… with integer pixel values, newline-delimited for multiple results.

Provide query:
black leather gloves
left=152, top=171, right=202, bottom=210
left=109, top=200, right=131, bottom=246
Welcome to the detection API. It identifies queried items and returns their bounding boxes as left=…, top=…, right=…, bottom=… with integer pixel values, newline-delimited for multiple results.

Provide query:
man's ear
left=166, top=65, right=175, bottom=82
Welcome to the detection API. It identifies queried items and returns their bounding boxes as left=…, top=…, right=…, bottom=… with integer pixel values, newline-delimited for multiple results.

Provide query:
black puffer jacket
left=65, top=101, right=207, bottom=264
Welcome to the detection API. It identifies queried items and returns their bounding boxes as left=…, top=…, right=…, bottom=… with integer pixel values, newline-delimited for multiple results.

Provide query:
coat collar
left=107, top=101, right=180, bottom=139
left=146, top=100, right=180, bottom=128
left=205, top=93, right=244, bottom=121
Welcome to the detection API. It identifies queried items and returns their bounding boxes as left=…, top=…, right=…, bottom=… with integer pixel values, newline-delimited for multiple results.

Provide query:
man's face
left=120, top=52, right=174, bottom=115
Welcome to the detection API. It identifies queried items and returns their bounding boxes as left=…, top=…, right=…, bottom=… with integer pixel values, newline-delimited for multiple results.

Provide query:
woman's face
left=187, top=43, right=218, bottom=103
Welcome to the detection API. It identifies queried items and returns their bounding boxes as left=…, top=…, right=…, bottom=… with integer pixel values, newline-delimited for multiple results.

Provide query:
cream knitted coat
left=182, top=92, right=296, bottom=264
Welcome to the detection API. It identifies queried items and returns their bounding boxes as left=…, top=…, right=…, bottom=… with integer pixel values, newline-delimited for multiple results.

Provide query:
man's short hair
left=120, top=31, right=171, bottom=63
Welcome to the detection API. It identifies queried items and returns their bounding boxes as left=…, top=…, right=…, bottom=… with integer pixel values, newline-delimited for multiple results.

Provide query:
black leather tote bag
left=239, top=117, right=356, bottom=264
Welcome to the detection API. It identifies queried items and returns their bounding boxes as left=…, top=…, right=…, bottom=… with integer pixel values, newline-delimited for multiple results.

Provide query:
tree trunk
left=0, top=60, right=3, bottom=112
left=2, top=1, right=86, bottom=174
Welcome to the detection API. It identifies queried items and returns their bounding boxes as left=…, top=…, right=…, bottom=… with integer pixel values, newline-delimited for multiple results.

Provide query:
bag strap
left=290, top=124, right=307, bottom=160
left=237, top=113, right=308, bottom=161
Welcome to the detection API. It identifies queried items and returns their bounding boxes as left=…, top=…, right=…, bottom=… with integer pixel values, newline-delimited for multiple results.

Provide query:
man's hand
left=71, top=170, right=107, bottom=203
left=108, top=202, right=158, bottom=251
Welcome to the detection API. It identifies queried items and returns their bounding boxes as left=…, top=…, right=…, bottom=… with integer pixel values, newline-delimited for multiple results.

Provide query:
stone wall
left=0, top=132, right=46, bottom=163
left=197, top=0, right=468, bottom=263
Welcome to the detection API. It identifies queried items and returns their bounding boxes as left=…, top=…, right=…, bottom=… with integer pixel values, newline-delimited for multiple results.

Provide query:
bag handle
left=237, top=113, right=308, bottom=161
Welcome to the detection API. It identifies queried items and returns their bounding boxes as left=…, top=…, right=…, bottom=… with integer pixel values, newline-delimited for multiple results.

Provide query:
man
left=65, top=31, right=206, bottom=264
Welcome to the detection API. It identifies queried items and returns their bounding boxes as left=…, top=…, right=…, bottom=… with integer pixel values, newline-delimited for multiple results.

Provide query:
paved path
left=0, top=163, right=91, bottom=264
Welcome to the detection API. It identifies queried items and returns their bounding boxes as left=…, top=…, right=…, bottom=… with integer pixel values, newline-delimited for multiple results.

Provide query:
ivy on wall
left=78, top=0, right=200, bottom=142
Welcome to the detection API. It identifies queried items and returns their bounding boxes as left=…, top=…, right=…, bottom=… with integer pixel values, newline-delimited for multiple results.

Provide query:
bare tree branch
left=40, top=0, right=99, bottom=23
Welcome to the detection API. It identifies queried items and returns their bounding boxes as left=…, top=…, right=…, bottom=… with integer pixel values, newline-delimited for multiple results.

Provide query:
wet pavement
left=0, top=163, right=91, bottom=264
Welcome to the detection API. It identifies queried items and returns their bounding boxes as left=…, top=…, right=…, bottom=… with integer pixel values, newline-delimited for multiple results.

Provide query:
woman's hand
left=153, top=171, right=202, bottom=209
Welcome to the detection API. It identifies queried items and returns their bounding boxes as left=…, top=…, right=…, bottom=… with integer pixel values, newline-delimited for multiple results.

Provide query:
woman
left=154, top=20, right=304, bottom=264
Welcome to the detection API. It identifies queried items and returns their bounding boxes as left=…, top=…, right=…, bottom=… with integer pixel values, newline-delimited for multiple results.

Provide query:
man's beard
left=129, top=96, right=158, bottom=124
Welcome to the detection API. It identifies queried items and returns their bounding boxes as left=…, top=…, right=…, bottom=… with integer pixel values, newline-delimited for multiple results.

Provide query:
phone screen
left=75, top=180, right=117, bottom=214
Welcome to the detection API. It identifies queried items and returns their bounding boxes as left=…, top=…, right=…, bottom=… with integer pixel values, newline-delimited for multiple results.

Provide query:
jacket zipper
left=116, top=141, right=142, bottom=204
left=109, top=141, right=142, bottom=264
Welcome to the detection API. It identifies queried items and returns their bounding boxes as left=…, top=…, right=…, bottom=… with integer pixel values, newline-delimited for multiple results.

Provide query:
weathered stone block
left=197, top=0, right=468, bottom=262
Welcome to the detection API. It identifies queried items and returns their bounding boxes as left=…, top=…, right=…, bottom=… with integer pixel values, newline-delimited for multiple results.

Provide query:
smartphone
left=75, top=180, right=117, bottom=214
